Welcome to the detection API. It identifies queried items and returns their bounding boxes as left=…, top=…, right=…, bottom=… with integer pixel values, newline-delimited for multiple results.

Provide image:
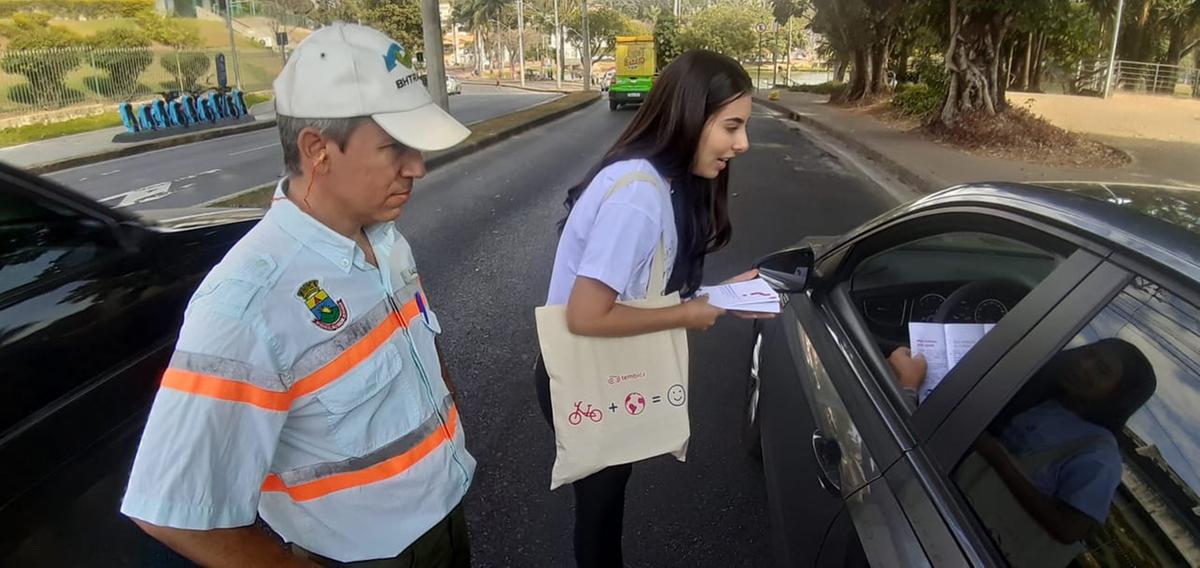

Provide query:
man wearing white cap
left=120, top=23, right=474, bottom=567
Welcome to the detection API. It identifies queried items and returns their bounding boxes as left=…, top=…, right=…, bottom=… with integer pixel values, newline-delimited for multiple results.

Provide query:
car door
left=759, top=205, right=1110, bottom=567
left=918, top=255, right=1200, bottom=568
left=0, top=172, right=199, bottom=564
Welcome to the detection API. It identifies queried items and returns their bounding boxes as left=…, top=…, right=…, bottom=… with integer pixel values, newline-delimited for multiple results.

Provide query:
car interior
left=849, top=232, right=1063, bottom=356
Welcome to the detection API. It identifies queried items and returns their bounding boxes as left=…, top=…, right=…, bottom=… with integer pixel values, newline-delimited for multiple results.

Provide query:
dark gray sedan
left=747, top=182, right=1200, bottom=567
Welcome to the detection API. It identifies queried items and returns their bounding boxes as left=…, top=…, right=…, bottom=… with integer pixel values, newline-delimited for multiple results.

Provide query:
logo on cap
left=383, top=43, right=411, bottom=72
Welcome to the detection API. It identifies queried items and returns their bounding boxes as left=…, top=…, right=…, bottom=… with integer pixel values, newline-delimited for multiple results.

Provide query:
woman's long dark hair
left=561, top=50, right=753, bottom=296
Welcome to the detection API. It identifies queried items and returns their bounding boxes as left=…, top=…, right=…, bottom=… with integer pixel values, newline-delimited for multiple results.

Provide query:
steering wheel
left=933, top=278, right=1033, bottom=324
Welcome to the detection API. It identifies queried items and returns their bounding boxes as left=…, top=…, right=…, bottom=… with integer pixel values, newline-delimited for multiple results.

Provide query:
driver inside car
left=886, top=339, right=1157, bottom=564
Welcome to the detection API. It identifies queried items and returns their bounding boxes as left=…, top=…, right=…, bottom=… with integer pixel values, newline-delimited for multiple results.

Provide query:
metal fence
left=0, top=46, right=284, bottom=118
left=1074, top=59, right=1200, bottom=98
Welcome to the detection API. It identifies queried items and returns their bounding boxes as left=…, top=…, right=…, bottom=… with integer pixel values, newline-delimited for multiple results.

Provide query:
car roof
left=904, top=182, right=1200, bottom=284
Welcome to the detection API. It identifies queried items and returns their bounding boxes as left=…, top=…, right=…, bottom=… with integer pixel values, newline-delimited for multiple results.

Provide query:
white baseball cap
left=273, top=22, right=470, bottom=152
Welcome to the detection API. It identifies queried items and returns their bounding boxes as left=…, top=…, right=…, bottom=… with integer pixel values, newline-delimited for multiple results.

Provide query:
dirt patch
left=925, top=106, right=1130, bottom=168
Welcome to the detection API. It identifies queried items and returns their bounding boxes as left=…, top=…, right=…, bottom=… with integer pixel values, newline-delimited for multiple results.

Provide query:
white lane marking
left=78, top=177, right=88, bottom=182
left=228, top=143, right=278, bottom=156
left=99, top=169, right=120, bottom=176
left=173, top=168, right=221, bottom=182
left=99, top=182, right=173, bottom=207
left=181, top=183, right=196, bottom=190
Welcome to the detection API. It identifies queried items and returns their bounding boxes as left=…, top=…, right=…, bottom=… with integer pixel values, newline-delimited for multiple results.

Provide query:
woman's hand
left=680, top=296, right=725, bottom=330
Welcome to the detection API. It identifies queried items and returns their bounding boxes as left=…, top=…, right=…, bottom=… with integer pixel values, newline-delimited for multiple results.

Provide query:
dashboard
left=861, top=286, right=1011, bottom=328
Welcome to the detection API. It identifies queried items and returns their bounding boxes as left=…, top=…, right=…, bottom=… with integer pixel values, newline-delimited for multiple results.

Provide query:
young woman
left=535, top=50, right=757, bottom=567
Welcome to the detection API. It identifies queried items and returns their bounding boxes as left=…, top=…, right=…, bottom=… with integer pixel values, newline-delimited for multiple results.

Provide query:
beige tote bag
left=535, top=171, right=690, bottom=490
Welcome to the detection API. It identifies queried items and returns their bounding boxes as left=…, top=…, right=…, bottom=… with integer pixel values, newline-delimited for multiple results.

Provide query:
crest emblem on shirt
left=297, top=279, right=347, bottom=331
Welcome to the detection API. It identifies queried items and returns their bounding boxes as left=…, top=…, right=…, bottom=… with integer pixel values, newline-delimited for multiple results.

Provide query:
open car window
left=847, top=230, right=1074, bottom=409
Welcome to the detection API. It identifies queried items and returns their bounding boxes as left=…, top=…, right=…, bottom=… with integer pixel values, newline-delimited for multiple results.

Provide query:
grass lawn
left=50, top=18, right=271, bottom=51
left=0, top=92, right=272, bottom=148
left=0, top=112, right=123, bottom=147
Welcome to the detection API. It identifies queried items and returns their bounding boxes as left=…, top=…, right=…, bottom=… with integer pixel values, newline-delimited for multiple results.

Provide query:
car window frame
left=911, top=261, right=1132, bottom=566
left=812, top=206, right=1109, bottom=446
left=0, top=172, right=132, bottom=307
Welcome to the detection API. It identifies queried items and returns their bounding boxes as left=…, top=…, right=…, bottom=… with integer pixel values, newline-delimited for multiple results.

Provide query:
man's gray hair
left=277, top=114, right=371, bottom=176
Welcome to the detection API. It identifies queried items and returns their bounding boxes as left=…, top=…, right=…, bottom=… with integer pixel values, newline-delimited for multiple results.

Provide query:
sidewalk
left=756, top=91, right=1200, bottom=192
left=0, top=101, right=277, bottom=172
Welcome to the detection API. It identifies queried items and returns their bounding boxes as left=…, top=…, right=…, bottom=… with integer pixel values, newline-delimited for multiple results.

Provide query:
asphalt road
left=42, top=85, right=558, bottom=211
left=8, top=98, right=903, bottom=567
left=398, top=99, right=899, bottom=566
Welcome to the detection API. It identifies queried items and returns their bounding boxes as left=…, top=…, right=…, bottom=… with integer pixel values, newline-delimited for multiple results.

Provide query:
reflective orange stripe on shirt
left=261, top=405, right=459, bottom=501
left=161, top=296, right=425, bottom=411
left=161, top=370, right=293, bottom=411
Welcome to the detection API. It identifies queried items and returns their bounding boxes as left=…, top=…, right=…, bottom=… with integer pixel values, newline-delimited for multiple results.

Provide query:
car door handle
left=811, top=429, right=842, bottom=497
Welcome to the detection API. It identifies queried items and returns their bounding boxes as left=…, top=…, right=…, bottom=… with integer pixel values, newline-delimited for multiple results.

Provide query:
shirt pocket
left=313, top=342, right=406, bottom=456
left=407, top=310, right=444, bottom=391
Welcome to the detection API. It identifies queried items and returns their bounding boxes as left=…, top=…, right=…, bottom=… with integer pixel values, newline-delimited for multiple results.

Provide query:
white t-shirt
left=546, top=158, right=676, bottom=305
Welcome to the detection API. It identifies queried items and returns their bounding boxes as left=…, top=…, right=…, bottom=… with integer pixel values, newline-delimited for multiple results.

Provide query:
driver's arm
left=888, top=347, right=927, bottom=407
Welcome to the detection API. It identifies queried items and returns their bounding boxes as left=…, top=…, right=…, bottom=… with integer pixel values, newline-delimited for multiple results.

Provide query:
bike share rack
left=114, top=87, right=255, bottom=143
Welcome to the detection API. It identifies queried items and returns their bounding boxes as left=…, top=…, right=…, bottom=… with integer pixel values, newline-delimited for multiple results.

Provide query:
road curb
left=754, top=96, right=939, bottom=193
left=425, top=91, right=599, bottom=169
left=207, top=91, right=602, bottom=208
left=29, top=119, right=278, bottom=175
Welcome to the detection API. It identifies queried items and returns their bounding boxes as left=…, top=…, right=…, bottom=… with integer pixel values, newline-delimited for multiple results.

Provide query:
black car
left=0, top=164, right=261, bottom=565
left=747, top=182, right=1200, bottom=567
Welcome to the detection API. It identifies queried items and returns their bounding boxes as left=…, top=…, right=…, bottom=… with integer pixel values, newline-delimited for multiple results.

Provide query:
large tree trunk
left=845, top=47, right=870, bottom=101
left=895, top=39, right=912, bottom=83
left=1020, top=31, right=1033, bottom=90
left=939, top=6, right=1010, bottom=128
left=869, top=38, right=890, bottom=94
left=834, top=57, right=849, bottom=82
left=1165, top=24, right=1188, bottom=65
left=1030, top=32, right=1046, bottom=92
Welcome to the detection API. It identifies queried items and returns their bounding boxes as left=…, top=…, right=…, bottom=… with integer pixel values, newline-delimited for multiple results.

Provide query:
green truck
left=608, top=35, right=656, bottom=110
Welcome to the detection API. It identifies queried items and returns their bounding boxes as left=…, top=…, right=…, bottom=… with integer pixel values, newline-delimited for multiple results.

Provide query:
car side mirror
left=753, top=246, right=814, bottom=293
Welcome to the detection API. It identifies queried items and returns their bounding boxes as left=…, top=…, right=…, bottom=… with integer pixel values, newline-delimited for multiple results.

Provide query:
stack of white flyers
left=697, top=278, right=781, bottom=313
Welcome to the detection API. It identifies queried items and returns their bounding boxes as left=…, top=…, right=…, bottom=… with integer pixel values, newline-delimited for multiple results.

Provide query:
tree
left=566, top=6, right=630, bottom=66
left=653, top=10, right=682, bottom=66
left=136, top=11, right=202, bottom=48
left=364, top=0, right=424, bottom=55
left=161, top=51, right=212, bottom=90
left=1159, top=0, right=1200, bottom=65
left=455, top=0, right=512, bottom=75
left=0, top=13, right=85, bottom=107
left=88, top=27, right=154, bottom=97
left=678, top=3, right=762, bottom=60
left=809, top=0, right=903, bottom=102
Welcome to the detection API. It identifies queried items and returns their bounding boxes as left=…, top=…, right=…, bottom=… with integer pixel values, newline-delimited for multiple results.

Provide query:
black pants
left=535, top=357, right=633, bottom=568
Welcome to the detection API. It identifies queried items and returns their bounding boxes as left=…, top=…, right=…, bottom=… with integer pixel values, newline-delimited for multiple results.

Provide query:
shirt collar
left=270, top=178, right=394, bottom=274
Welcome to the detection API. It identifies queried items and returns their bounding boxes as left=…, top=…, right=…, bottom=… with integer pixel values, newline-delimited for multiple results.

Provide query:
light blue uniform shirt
left=121, top=181, right=475, bottom=562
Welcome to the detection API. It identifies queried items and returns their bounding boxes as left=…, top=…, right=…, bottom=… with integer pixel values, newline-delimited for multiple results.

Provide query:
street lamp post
left=517, top=0, right=526, bottom=87
left=554, top=0, right=563, bottom=89
left=581, top=0, right=592, bottom=91
left=223, top=0, right=242, bottom=89
left=755, top=22, right=766, bottom=89
left=771, top=22, right=779, bottom=87
left=1104, top=0, right=1125, bottom=99
left=420, top=0, right=449, bottom=109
